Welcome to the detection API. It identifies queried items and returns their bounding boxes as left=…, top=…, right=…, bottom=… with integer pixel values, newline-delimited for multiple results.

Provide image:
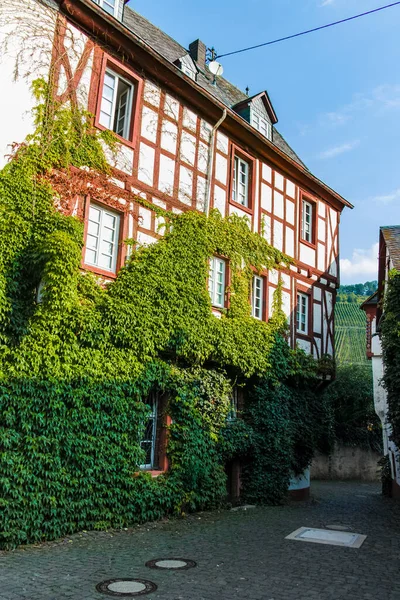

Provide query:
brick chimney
left=189, top=39, right=207, bottom=69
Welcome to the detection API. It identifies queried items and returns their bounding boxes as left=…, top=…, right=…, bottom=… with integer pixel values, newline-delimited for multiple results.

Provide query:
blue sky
left=127, top=0, right=400, bottom=283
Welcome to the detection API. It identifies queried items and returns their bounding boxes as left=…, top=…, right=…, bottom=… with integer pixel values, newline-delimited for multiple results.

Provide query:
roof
left=232, top=91, right=278, bottom=125
left=381, top=226, right=400, bottom=271
left=360, top=290, right=378, bottom=310
left=122, top=7, right=307, bottom=169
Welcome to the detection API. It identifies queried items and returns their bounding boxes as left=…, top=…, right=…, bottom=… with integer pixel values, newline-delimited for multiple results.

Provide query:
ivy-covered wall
left=0, top=82, right=331, bottom=549
left=382, top=270, right=400, bottom=450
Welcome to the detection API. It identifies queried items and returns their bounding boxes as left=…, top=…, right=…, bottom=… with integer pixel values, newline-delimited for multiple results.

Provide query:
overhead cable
left=216, top=2, right=400, bottom=59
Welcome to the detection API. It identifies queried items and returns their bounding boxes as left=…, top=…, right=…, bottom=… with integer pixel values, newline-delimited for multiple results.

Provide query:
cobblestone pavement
left=1, top=481, right=400, bottom=600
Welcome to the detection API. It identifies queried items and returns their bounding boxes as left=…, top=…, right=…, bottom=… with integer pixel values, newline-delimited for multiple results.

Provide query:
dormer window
left=251, top=110, right=272, bottom=141
left=232, top=91, right=278, bottom=142
left=174, top=55, right=198, bottom=81
left=92, top=0, right=118, bottom=17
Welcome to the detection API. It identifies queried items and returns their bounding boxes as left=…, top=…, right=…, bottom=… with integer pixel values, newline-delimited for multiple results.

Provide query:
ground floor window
left=140, top=392, right=158, bottom=470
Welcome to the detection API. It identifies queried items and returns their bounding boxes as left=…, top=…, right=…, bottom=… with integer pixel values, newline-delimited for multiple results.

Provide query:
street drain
left=96, top=578, right=157, bottom=596
left=145, top=558, right=197, bottom=570
left=286, top=527, right=366, bottom=548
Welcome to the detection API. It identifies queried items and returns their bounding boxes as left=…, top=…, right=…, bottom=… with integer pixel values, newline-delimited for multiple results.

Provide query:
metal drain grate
left=96, top=578, right=158, bottom=596
left=145, top=558, right=197, bottom=570
left=286, top=527, right=366, bottom=548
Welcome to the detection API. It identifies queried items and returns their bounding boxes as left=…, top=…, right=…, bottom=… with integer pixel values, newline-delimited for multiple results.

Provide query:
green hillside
left=335, top=301, right=368, bottom=364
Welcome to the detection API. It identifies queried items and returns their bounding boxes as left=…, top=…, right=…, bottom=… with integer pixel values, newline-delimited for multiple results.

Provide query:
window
left=232, top=156, right=250, bottom=207
left=181, top=65, right=196, bottom=80
left=251, top=111, right=272, bottom=141
left=301, top=199, right=314, bottom=244
left=99, top=69, right=133, bottom=140
left=92, top=0, right=117, bottom=16
left=252, top=275, right=264, bottom=320
left=85, top=203, right=120, bottom=273
left=209, top=257, right=226, bottom=308
left=227, top=387, right=239, bottom=421
left=296, top=292, right=309, bottom=335
left=140, top=392, right=158, bottom=470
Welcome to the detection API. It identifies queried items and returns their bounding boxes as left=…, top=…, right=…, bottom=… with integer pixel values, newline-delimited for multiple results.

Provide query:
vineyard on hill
left=335, top=299, right=368, bottom=364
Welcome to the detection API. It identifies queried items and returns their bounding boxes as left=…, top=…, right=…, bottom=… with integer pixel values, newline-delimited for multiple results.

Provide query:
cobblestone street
left=1, top=481, right=399, bottom=600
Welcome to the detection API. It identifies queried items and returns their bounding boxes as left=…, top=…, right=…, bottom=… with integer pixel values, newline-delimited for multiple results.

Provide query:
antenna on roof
left=245, top=86, right=250, bottom=96
left=208, top=60, right=224, bottom=85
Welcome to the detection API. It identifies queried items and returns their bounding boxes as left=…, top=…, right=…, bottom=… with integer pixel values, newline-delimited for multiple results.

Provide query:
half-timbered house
left=0, top=0, right=352, bottom=490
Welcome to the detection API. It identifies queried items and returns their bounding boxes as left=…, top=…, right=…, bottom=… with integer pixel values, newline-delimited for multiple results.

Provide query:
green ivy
left=381, top=270, right=400, bottom=449
left=0, top=80, right=331, bottom=548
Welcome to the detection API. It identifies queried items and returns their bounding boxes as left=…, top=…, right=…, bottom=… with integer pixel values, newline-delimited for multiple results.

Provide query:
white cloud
left=320, top=0, right=335, bottom=5
left=370, top=187, right=400, bottom=205
left=340, top=243, right=379, bottom=282
left=314, top=84, right=400, bottom=129
left=317, top=139, right=360, bottom=160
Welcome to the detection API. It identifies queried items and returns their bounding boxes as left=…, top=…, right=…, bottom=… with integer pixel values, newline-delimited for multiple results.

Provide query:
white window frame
left=84, top=203, right=121, bottom=274
left=209, top=257, right=226, bottom=308
left=140, top=392, right=158, bottom=470
left=99, top=68, right=134, bottom=140
left=251, top=110, right=272, bottom=141
left=301, top=199, right=314, bottom=244
left=251, top=275, right=264, bottom=320
left=92, top=0, right=118, bottom=17
left=232, top=155, right=250, bottom=207
left=227, top=387, right=239, bottom=421
left=296, top=292, right=309, bottom=335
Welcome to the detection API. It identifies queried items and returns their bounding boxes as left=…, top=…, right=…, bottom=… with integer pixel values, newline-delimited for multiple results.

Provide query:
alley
left=1, top=481, right=399, bottom=600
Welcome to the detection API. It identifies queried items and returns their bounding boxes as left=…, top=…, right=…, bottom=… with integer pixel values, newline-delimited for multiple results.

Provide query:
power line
left=216, top=2, right=400, bottom=59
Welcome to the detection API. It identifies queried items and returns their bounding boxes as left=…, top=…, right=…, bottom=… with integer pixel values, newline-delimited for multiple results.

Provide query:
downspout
left=204, top=108, right=227, bottom=217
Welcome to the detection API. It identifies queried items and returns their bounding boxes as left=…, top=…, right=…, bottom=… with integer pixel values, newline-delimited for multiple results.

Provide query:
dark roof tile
left=381, top=225, right=400, bottom=271
left=123, top=6, right=307, bottom=169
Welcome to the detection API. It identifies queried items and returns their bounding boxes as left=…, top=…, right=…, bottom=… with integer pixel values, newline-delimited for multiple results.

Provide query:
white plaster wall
left=158, top=153, right=175, bottom=194
left=273, top=220, right=283, bottom=252
left=215, top=153, right=228, bottom=185
left=285, top=227, right=294, bottom=258
left=286, top=200, right=295, bottom=225
left=138, top=143, right=155, bottom=186
left=273, top=191, right=284, bottom=219
left=318, top=242, right=325, bottom=272
left=262, top=163, right=272, bottom=183
left=141, top=106, right=158, bottom=143
left=297, top=338, right=311, bottom=354
left=300, top=243, right=316, bottom=268
left=274, top=171, right=284, bottom=192
left=261, top=183, right=272, bottom=212
left=213, top=185, right=226, bottom=217
left=0, top=0, right=58, bottom=168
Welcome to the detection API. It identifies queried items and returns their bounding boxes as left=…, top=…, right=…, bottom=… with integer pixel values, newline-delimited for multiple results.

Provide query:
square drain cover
left=286, top=527, right=366, bottom=548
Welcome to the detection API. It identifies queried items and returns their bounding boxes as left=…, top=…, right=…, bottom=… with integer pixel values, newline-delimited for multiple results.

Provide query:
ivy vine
left=0, top=80, right=332, bottom=549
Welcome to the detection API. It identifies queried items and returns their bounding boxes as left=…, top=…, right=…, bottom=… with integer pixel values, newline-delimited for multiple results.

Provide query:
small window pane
left=85, top=203, right=120, bottom=273
left=209, top=257, right=226, bottom=308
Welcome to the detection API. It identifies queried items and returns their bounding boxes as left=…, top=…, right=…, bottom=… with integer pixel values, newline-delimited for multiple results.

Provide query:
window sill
left=134, top=470, right=166, bottom=478
left=95, top=121, right=136, bottom=150
left=229, top=200, right=253, bottom=216
left=299, top=238, right=316, bottom=250
left=296, top=332, right=312, bottom=341
left=82, top=263, right=118, bottom=279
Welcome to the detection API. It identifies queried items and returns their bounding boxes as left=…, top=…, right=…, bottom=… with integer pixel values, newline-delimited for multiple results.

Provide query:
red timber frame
left=49, top=2, right=344, bottom=363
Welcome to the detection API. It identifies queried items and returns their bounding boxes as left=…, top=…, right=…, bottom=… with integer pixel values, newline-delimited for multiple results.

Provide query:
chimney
left=189, top=39, right=207, bottom=69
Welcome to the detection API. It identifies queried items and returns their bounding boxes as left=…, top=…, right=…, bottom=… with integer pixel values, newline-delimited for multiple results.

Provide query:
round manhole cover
left=96, top=578, right=157, bottom=596
left=145, top=558, right=197, bottom=570
left=325, top=524, right=352, bottom=531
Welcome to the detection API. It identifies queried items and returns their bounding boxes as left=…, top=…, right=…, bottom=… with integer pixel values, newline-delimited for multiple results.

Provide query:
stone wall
left=311, top=445, right=382, bottom=482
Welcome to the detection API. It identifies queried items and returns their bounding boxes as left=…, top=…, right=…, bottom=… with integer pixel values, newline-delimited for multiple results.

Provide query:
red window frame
left=295, top=284, right=312, bottom=339
left=299, top=192, right=317, bottom=248
left=81, top=196, right=128, bottom=279
left=229, top=144, right=256, bottom=215
left=94, top=53, right=143, bottom=149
